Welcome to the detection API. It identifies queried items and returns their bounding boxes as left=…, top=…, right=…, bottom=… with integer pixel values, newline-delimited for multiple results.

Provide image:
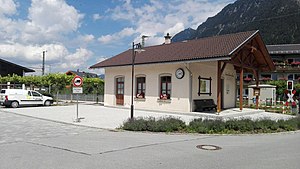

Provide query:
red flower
left=244, top=77, right=252, bottom=81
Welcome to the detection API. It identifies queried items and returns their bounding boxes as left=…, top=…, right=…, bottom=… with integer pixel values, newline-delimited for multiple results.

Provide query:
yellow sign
left=253, top=87, right=260, bottom=96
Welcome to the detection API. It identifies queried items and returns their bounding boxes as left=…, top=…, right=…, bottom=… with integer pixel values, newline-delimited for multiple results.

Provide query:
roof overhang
left=90, top=30, right=274, bottom=72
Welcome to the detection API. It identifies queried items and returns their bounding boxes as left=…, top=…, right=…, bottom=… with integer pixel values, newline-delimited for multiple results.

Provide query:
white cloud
left=79, top=34, right=95, bottom=43
left=23, top=0, right=84, bottom=43
left=98, top=27, right=135, bottom=44
left=93, top=13, right=102, bottom=21
left=0, top=0, right=94, bottom=74
left=164, top=23, right=185, bottom=36
left=0, top=0, right=84, bottom=45
left=0, top=0, right=17, bottom=16
left=102, top=0, right=233, bottom=45
left=60, top=48, right=93, bottom=70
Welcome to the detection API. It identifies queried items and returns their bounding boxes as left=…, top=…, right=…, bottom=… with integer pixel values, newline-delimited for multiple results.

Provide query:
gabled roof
left=0, top=58, right=35, bottom=72
left=66, top=70, right=98, bottom=78
left=90, top=30, right=274, bottom=72
left=267, top=44, right=300, bottom=54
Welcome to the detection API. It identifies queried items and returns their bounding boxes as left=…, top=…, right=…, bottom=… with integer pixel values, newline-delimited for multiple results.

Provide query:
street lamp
left=42, top=50, right=47, bottom=75
left=131, top=42, right=144, bottom=119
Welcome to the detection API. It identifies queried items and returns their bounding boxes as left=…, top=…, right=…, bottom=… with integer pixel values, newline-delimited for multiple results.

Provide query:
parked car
left=0, top=89, right=53, bottom=108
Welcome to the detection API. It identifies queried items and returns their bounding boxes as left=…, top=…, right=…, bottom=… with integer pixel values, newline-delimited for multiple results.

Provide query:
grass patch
left=121, top=116, right=300, bottom=134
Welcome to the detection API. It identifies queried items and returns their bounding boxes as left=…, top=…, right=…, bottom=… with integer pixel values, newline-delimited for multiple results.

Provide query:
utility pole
left=42, top=51, right=46, bottom=75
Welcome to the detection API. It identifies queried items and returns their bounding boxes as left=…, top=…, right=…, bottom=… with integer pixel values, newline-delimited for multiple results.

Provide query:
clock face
left=175, top=68, right=184, bottom=79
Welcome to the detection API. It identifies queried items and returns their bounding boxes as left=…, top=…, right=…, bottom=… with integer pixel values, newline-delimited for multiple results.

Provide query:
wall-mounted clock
left=175, top=68, right=185, bottom=79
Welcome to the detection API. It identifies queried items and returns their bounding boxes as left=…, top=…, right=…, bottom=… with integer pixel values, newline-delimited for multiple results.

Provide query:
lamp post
left=131, top=42, right=143, bottom=119
left=42, top=50, right=47, bottom=75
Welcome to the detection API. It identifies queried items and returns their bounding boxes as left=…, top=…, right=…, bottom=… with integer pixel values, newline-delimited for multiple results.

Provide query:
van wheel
left=11, top=101, right=19, bottom=108
left=44, top=100, right=51, bottom=106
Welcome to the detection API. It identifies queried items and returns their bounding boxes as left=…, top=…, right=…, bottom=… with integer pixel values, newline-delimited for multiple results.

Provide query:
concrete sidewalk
left=0, top=103, right=295, bottom=130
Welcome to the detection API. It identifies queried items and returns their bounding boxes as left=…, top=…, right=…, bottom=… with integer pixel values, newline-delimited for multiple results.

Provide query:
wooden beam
left=221, top=62, right=227, bottom=74
left=217, top=60, right=222, bottom=113
left=239, top=68, right=244, bottom=111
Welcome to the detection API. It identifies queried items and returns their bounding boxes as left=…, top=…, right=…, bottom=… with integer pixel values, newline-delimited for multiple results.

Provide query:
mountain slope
left=173, top=0, right=300, bottom=44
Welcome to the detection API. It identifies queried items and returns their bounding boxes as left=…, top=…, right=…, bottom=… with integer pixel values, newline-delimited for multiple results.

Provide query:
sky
left=0, top=0, right=235, bottom=75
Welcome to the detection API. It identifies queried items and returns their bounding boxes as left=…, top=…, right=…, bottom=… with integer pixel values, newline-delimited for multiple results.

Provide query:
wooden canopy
left=217, top=30, right=275, bottom=112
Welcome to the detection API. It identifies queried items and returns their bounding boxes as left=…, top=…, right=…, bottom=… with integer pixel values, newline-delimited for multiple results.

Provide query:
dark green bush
left=225, top=119, right=255, bottom=132
left=122, top=117, right=150, bottom=131
left=253, top=119, right=278, bottom=132
left=122, top=117, right=185, bottom=132
left=121, top=115, right=300, bottom=134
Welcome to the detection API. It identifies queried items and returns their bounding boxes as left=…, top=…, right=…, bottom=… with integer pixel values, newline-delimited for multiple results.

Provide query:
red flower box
left=244, top=77, right=252, bottom=82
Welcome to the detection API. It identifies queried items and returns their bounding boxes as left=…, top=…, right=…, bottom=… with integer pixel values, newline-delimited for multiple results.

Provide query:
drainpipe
left=184, top=63, right=193, bottom=112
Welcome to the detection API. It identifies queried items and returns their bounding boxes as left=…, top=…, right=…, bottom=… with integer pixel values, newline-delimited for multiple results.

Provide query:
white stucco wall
left=104, top=63, right=190, bottom=112
left=190, top=62, right=236, bottom=111
left=103, top=61, right=236, bottom=113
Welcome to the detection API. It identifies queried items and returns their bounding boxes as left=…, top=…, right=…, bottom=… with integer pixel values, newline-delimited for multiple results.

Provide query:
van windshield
left=0, top=90, right=6, bottom=94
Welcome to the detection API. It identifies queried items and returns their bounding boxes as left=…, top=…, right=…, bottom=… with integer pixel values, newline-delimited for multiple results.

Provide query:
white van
left=0, top=89, right=53, bottom=108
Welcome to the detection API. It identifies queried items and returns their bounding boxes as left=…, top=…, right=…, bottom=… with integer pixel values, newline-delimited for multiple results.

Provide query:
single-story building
left=90, top=30, right=275, bottom=113
left=0, top=58, right=35, bottom=76
left=248, top=84, right=277, bottom=106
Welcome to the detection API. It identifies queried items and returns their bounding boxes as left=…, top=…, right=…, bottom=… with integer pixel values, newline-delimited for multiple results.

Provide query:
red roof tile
left=90, top=30, right=259, bottom=68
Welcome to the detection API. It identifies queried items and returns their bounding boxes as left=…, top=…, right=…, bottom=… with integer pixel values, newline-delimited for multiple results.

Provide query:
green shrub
left=225, top=119, right=255, bottom=132
left=121, top=116, right=300, bottom=134
left=188, top=119, right=226, bottom=133
left=121, top=117, right=185, bottom=132
left=253, top=119, right=278, bottom=132
left=122, top=117, right=149, bottom=131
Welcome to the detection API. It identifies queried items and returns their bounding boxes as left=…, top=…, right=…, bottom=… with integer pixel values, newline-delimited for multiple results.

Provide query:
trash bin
left=266, top=98, right=272, bottom=106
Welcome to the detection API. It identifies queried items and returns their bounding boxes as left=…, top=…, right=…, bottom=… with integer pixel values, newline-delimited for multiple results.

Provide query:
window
left=198, top=76, right=212, bottom=96
left=160, top=76, right=171, bottom=99
left=288, top=74, right=293, bottom=80
left=116, top=77, right=124, bottom=95
left=136, top=77, right=146, bottom=98
left=32, top=91, right=41, bottom=97
left=261, top=74, right=271, bottom=80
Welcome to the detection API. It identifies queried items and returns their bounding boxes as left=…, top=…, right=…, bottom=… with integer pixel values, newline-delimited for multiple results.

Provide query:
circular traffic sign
left=72, top=75, right=83, bottom=87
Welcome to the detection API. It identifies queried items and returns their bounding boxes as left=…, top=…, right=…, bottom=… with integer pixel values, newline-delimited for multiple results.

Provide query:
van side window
left=1, top=90, right=5, bottom=94
left=32, top=91, right=41, bottom=97
left=28, top=91, right=32, bottom=96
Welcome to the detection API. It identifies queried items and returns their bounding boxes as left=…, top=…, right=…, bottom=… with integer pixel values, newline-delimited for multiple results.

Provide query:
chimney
left=164, top=33, right=172, bottom=44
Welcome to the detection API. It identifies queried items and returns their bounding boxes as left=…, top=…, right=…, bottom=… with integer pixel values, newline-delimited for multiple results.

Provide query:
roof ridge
left=137, top=30, right=258, bottom=50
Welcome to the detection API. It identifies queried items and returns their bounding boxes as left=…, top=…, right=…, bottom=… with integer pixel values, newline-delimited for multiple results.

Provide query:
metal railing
left=56, top=94, right=104, bottom=102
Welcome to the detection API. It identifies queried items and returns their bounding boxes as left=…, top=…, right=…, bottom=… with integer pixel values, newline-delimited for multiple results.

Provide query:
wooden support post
left=239, top=68, right=244, bottom=111
left=217, top=61, right=222, bottom=113
left=253, top=70, right=260, bottom=109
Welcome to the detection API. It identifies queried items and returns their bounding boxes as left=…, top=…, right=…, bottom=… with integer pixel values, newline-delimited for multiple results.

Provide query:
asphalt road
left=0, top=110, right=299, bottom=169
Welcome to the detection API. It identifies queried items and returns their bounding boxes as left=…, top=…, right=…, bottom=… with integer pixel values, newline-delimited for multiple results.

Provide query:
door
left=116, top=77, right=124, bottom=105
left=31, top=91, right=43, bottom=105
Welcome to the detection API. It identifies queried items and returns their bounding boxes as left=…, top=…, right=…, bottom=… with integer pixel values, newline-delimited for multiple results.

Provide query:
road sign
left=73, top=87, right=83, bottom=94
left=72, top=75, right=83, bottom=87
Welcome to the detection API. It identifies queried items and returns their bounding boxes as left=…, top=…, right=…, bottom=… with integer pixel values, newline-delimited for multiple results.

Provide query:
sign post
left=72, top=75, right=83, bottom=122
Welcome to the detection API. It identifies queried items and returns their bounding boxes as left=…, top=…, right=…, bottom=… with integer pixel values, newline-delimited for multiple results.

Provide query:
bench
left=194, top=99, right=217, bottom=112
